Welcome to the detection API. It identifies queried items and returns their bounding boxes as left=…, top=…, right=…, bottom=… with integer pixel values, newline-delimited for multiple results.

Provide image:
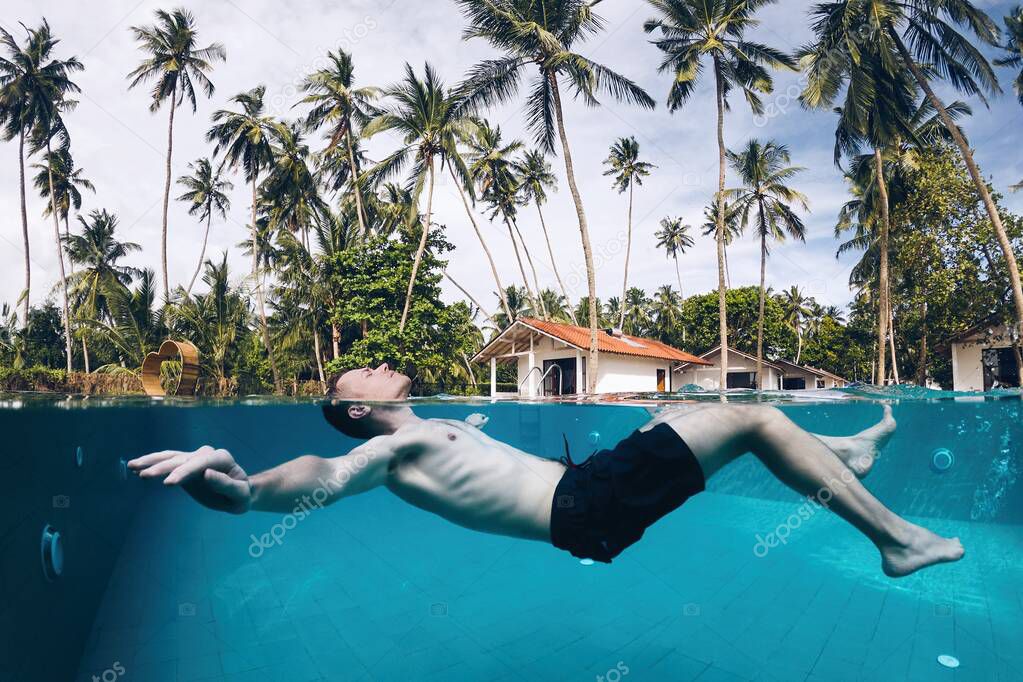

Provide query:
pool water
left=1, top=390, right=1021, bottom=681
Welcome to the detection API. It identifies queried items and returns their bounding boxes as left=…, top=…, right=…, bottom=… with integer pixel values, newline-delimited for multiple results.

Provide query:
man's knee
left=741, top=405, right=786, bottom=435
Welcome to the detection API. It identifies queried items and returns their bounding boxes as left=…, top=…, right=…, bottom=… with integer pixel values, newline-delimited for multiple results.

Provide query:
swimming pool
left=2, top=389, right=1021, bottom=681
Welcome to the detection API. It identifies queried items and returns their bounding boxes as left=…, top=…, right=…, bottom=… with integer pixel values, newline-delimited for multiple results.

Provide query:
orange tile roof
left=518, top=318, right=711, bottom=364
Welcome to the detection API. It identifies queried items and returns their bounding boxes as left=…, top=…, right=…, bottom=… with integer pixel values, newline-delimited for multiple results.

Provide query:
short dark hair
left=321, top=400, right=374, bottom=439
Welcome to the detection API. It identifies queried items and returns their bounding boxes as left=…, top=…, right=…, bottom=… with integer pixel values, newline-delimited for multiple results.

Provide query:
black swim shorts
left=550, top=423, right=706, bottom=563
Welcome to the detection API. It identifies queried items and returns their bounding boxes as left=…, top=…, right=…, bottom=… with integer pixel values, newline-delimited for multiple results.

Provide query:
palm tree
left=127, top=8, right=225, bottom=301
left=299, top=48, right=380, bottom=234
left=0, top=20, right=82, bottom=371
left=998, top=6, right=1023, bottom=107
left=32, top=145, right=95, bottom=258
left=725, top=139, right=808, bottom=385
left=176, top=158, right=232, bottom=296
left=519, top=149, right=576, bottom=323
left=491, top=285, right=533, bottom=330
left=701, top=200, right=741, bottom=287
left=603, top=136, right=654, bottom=329
left=465, top=121, right=544, bottom=317
left=456, top=0, right=656, bottom=392
left=622, top=287, right=653, bottom=336
left=804, top=0, right=1023, bottom=358
left=654, top=217, right=694, bottom=342
left=645, top=0, right=795, bottom=390
left=363, top=63, right=475, bottom=333
left=261, top=121, right=327, bottom=250
left=64, top=209, right=142, bottom=372
left=780, top=285, right=812, bottom=364
left=206, top=85, right=280, bottom=390
left=94, top=269, right=163, bottom=376
left=651, top=284, right=682, bottom=341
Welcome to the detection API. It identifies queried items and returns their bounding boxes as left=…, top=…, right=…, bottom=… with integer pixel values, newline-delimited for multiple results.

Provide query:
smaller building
left=472, top=317, right=710, bottom=397
left=674, top=346, right=847, bottom=391
left=950, top=324, right=1021, bottom=391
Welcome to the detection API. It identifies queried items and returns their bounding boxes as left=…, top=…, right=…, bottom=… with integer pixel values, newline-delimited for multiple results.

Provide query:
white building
left=950, top=324, right=1021, bottom=391
left=674, top=346, right=847, bottom=391
left=472, top=318, right=710, bottom=397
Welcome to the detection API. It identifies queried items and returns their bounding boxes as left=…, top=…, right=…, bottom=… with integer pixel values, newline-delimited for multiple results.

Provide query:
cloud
left=2, top=0, right=1021, bottom=319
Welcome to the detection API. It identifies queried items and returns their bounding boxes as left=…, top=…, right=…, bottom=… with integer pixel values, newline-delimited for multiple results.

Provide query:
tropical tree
left=0, top=20, right=82, bottom=372
left=779, top=285, right=812, bottom=364
left=701, top=200, right=742, bottom=287
left=127, top=7, right=225, bottom=301
left=94, top=269, right=163, bottom=375
left=519, top=149, right=576, bottom=322
left=803, top=0, right=1023, bottom=359
left=645, top=0, right=796, bottom=389
left=654, top=217, right=694, bottom=299
left=260, top=121, right=327, bottom=250
left=64, top=209, right=141, bottom=372
left=465, top=120, right=544, bottom=317
left=651, top=284, right=683, bottom=341
left=491, top=285, right=534, bottom=330
left=32, top=145, right=95, bottom=253
left=363, top=62, right=475, bottom=333
left=456, top=0, right=656, bottom=392
left=725, top=139, right=808, bottom=384
left=176, top=158, right=232, bottom=296
left=299, top=47, right=380, bottom=234
left=603, top=136, right=654, bottom=329
left=998, top=6, right=1023, bottom=107
left=206, top=85, right=280, bottom=389
left=622, top=286, right=654, bottom=336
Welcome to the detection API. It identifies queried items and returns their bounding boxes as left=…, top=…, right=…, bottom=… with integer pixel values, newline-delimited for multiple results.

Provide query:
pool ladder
left=519, top=364, right=563, bottom=397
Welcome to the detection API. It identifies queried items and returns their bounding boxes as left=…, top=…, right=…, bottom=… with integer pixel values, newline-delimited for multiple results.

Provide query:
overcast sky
left=2, top=0, right=1022, bottom=320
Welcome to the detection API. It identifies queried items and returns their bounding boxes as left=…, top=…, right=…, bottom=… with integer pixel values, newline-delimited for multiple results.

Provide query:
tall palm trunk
left=619, top=182, right=634, bottom=329
left=674, top=255, right=686, bottom=342
left=511, top=217, right=547, bottom=319
left=887, top=289, right=900, bottom=384
left=82, top=337, right=90, bottom=373
left=449, top=167, right=512, bottom=322
left=756, top=233, right=767, bottom=387
left=312, top=325, right=326, bottom=393
left=345, top=125, right=368, bottom=234
left=892, top=32, right=1023, bottom=341
left=713, top=57, right=730, bottom=391
left=18, top=129, right=30, bottom=326
left=873, top=148, right=891, bottom=386
left=399, top=158, right=436, bottom=333
left=160, top=86, right=177, bottom=302
left=45, top=138, right=73, bottom=373
left=251, top=179, right=281, bottom=392
left=917, top=299, right=928, bottom=386
left=549, top=71, right=598, bottom=392
left=503, top=216, right=540, bottom=315
left=186, top=212, right=212, bottom=296
left=445, top=271, right=495, bottom=326
left=535, top=203, right=577, bottom=324
left=796, top=328, right=803, bottom=364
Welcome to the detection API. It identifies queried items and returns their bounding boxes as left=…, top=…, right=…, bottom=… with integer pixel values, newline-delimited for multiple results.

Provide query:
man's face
left=333, top=363, right=412, bottom=400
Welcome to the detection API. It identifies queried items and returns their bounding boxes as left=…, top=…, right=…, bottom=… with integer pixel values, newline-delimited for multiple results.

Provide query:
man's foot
left=834, top=405, right=896, bottom=478
left=880, top=523, right=965, bottom=578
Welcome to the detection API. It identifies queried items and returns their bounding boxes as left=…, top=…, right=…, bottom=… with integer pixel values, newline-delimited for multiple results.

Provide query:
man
left=129, top=364, right=963, bottom=577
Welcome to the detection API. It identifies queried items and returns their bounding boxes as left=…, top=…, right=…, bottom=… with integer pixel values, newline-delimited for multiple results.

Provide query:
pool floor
left=72, top=484, right=1023, bottom=682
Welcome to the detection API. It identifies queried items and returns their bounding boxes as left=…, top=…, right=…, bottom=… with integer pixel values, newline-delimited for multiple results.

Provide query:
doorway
left=656, top=369, right=666, bottom=392
left=543, top=358, right=577, bottom=395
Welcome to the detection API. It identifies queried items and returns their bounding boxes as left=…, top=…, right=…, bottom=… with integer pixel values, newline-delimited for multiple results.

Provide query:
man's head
left=321, top=363, right=413, bottom=439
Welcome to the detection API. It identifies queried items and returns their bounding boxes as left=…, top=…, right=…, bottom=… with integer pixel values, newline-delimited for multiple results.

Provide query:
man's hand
left=128, top=446, right=252, bottom=514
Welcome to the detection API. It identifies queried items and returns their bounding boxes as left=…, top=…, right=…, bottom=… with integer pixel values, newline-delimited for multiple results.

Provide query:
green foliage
left=325, top=230, right=482, bottom=391
left=680, top=287, right=798, bottom=358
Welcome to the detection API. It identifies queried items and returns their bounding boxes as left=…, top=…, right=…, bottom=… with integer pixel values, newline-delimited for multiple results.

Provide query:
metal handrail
left=519, top=363, right=563, bottom=396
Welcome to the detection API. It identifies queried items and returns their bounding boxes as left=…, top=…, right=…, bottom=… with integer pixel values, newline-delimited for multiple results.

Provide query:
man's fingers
left=204, top=469, right=248, bottom=499
left=137, top=453, right=193, bottom=479
left=128, top=450, right=189, bottom=470
left=163, top=450, right=234, bottom=486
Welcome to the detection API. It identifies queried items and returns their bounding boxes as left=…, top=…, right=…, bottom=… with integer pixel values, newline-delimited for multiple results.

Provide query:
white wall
left=509, top=334, right=673, bottom=395
left=594, top=353, right=674, bottom=393
left=675, top=351, right=780, bottom=390
left=952, top=341, right=986, bottom=391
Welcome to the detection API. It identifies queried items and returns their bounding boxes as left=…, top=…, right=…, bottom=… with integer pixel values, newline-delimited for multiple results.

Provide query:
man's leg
left=651, top=405, right=963, bottom=577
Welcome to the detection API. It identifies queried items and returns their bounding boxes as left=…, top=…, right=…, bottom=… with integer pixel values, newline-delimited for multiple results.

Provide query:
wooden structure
left=141, top=340, right=201, bottom=396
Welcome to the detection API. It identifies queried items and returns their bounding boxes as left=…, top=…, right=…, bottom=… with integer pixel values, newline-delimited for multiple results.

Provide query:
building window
left=982, top=347, right=1021, bottom=390
left=816, top=378, right=826, bottom=389
left=782, top=377, right=806, bottom=390
left=727, top=372, right=756, bottom=389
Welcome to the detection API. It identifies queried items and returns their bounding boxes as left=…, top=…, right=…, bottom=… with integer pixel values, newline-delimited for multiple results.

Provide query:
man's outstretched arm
left=127, top=440, right=392, bottom=514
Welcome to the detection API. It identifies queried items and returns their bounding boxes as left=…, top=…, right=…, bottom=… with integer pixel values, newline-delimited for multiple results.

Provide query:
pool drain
left=930, top=448, right=955, bottom=473
left=937, top=654, right=960, bottom=669
left=40, top=524, right=64, bottom=582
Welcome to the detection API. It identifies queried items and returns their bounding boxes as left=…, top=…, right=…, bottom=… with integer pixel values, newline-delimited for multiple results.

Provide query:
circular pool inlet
left=75, top=446, right=84, bottom=467
left=930, top=448, right=955, bottom=473
left=937, top=654, right=960, bottom=669
left=40, top=524, right=64, bottom=582
left=580, top=558, right=595, bottom=566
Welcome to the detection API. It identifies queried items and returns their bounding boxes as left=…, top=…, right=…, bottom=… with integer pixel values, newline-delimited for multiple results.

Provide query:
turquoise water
left=1, top=389, right=1021, bottom=681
